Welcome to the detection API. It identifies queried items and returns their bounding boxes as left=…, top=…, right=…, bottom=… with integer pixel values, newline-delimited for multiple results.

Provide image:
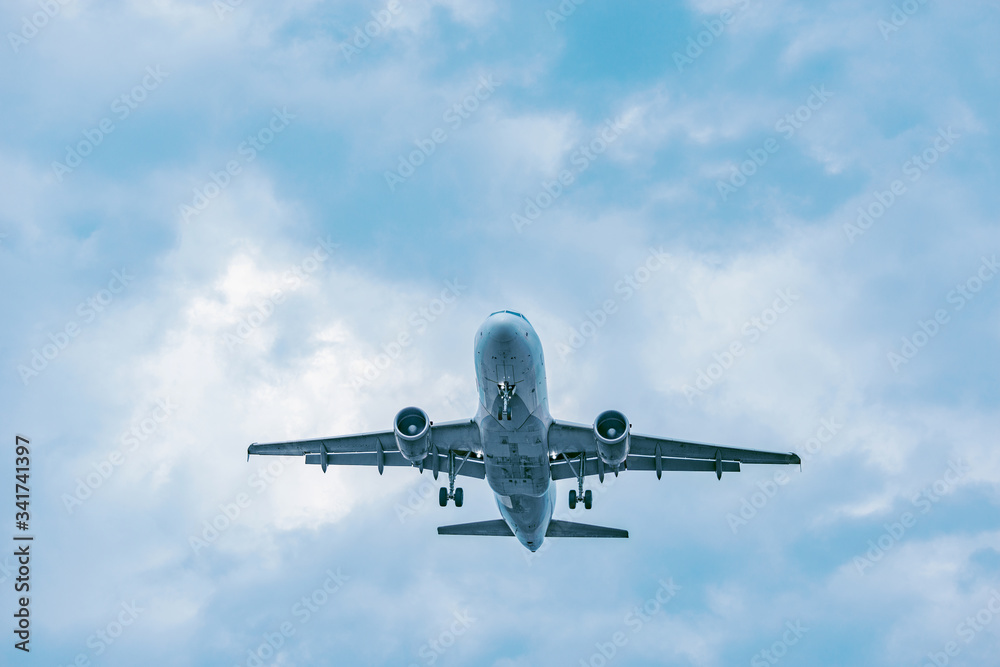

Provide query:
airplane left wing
left=248, top=418, right=485, bottom=479
left=548, top=420, right=800, bottom=481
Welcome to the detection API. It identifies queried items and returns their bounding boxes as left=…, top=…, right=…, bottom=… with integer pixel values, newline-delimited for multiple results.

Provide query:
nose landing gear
left=497, top=381, right=516, bottom=420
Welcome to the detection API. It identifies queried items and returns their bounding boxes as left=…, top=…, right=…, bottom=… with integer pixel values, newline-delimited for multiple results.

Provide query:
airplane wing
left=248, top=418, right=485, bottom=479
left=547, top=419, right=800, bottom=481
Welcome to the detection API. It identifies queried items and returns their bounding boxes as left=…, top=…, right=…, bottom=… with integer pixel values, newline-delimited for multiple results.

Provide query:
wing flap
left=304, top=451, right=409, bottom=467
left=429, top=451, right=486, bottom=479
left=303, top=450, right=486, bottom=479
left=549, top=456, right=606, bottom=481
left=625, top=456, right=740, bottom=474
left=550, top=455, right=741, bottom=480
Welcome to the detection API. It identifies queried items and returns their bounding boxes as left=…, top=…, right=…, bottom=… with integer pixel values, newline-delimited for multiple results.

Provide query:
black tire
left=569, top=489, right=577, bottom=509
left=439, top=487, right=448, bottom=507
left=584, top=489, right=593, bottom=510
left=454, top=487, right=464, bottom=507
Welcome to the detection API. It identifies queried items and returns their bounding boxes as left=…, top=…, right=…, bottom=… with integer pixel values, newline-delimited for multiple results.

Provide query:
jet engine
left=594, top=409, right=630, bottom=467
left=394, top=406, right=431, bottom=463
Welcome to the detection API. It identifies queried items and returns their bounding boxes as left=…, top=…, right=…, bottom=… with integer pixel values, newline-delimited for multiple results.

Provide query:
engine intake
left=394, top=406, right=431, bottom=463
left=594, top=409, right=630, bottom=466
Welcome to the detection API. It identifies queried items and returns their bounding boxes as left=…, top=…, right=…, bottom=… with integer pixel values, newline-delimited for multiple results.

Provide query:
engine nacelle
left=394, top=406, right=431, bottom=463
left=594, top=409, right=630, bottom=467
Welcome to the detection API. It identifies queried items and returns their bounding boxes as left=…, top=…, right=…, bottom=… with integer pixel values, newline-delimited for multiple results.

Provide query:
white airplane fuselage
left=473, top=311, right=555, bottom=551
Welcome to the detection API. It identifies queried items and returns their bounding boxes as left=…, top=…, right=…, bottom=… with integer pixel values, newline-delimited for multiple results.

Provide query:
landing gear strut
left=439, top=449, right=472, bottom=507
left=560, top=452, right=593, bottom=510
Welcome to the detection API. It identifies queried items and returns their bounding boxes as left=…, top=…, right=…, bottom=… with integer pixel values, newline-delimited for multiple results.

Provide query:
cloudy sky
left=2, top=0, right=999, bottom=664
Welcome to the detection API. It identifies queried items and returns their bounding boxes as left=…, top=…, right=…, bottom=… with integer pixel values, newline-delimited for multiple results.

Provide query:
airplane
left=248, top=310, right=801, bottom=551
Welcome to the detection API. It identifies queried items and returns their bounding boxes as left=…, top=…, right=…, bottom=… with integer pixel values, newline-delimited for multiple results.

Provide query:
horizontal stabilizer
left=438, top=519, right=628, bottom=538
left=438, top=520, right=514, bottom=536
left=545, top=520, right=628, bottom=538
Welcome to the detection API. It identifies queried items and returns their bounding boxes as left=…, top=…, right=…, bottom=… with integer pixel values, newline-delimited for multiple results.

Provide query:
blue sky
left=2, top=0, right=999, bottom=664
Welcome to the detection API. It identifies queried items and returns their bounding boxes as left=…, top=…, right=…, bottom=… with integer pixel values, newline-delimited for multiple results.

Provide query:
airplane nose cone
left=488, top=314, right=522, bottom=342
left=490, top=321, right=518, bottom=342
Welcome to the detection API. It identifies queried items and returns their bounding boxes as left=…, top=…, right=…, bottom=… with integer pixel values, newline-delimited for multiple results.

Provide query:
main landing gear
left=439, top=449, right=471, bottom=507
left=440, top=486, right=463, bottom=507
left=560, top=452, right=594, bottom=510
left=568, top=489, right=592, bottom=510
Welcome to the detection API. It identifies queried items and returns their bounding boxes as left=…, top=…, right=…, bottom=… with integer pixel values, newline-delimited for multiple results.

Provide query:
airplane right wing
left=547, top=419, right=800, bottom=481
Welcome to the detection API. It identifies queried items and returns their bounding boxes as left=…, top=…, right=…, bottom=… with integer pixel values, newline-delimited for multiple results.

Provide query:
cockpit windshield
left=489, top=309, right=530, bottom=324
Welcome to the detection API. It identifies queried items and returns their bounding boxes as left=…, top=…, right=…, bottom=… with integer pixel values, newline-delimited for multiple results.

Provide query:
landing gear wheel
left=454, top=488, right=464, bottom=507
left=584, top=489, right=593, bottom=510
left=569, top=489, right=577, bottom=509
left=439, top=487, right=448, bottom=507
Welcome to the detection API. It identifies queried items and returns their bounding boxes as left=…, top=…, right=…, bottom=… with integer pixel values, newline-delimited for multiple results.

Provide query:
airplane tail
left=437, top=519, right=627, bottom=538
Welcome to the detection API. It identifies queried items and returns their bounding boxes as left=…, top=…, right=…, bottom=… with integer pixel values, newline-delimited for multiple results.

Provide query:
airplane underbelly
left=483, top=425, right=550, bottom=497
left=496, top=487, right=556, bottom=550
